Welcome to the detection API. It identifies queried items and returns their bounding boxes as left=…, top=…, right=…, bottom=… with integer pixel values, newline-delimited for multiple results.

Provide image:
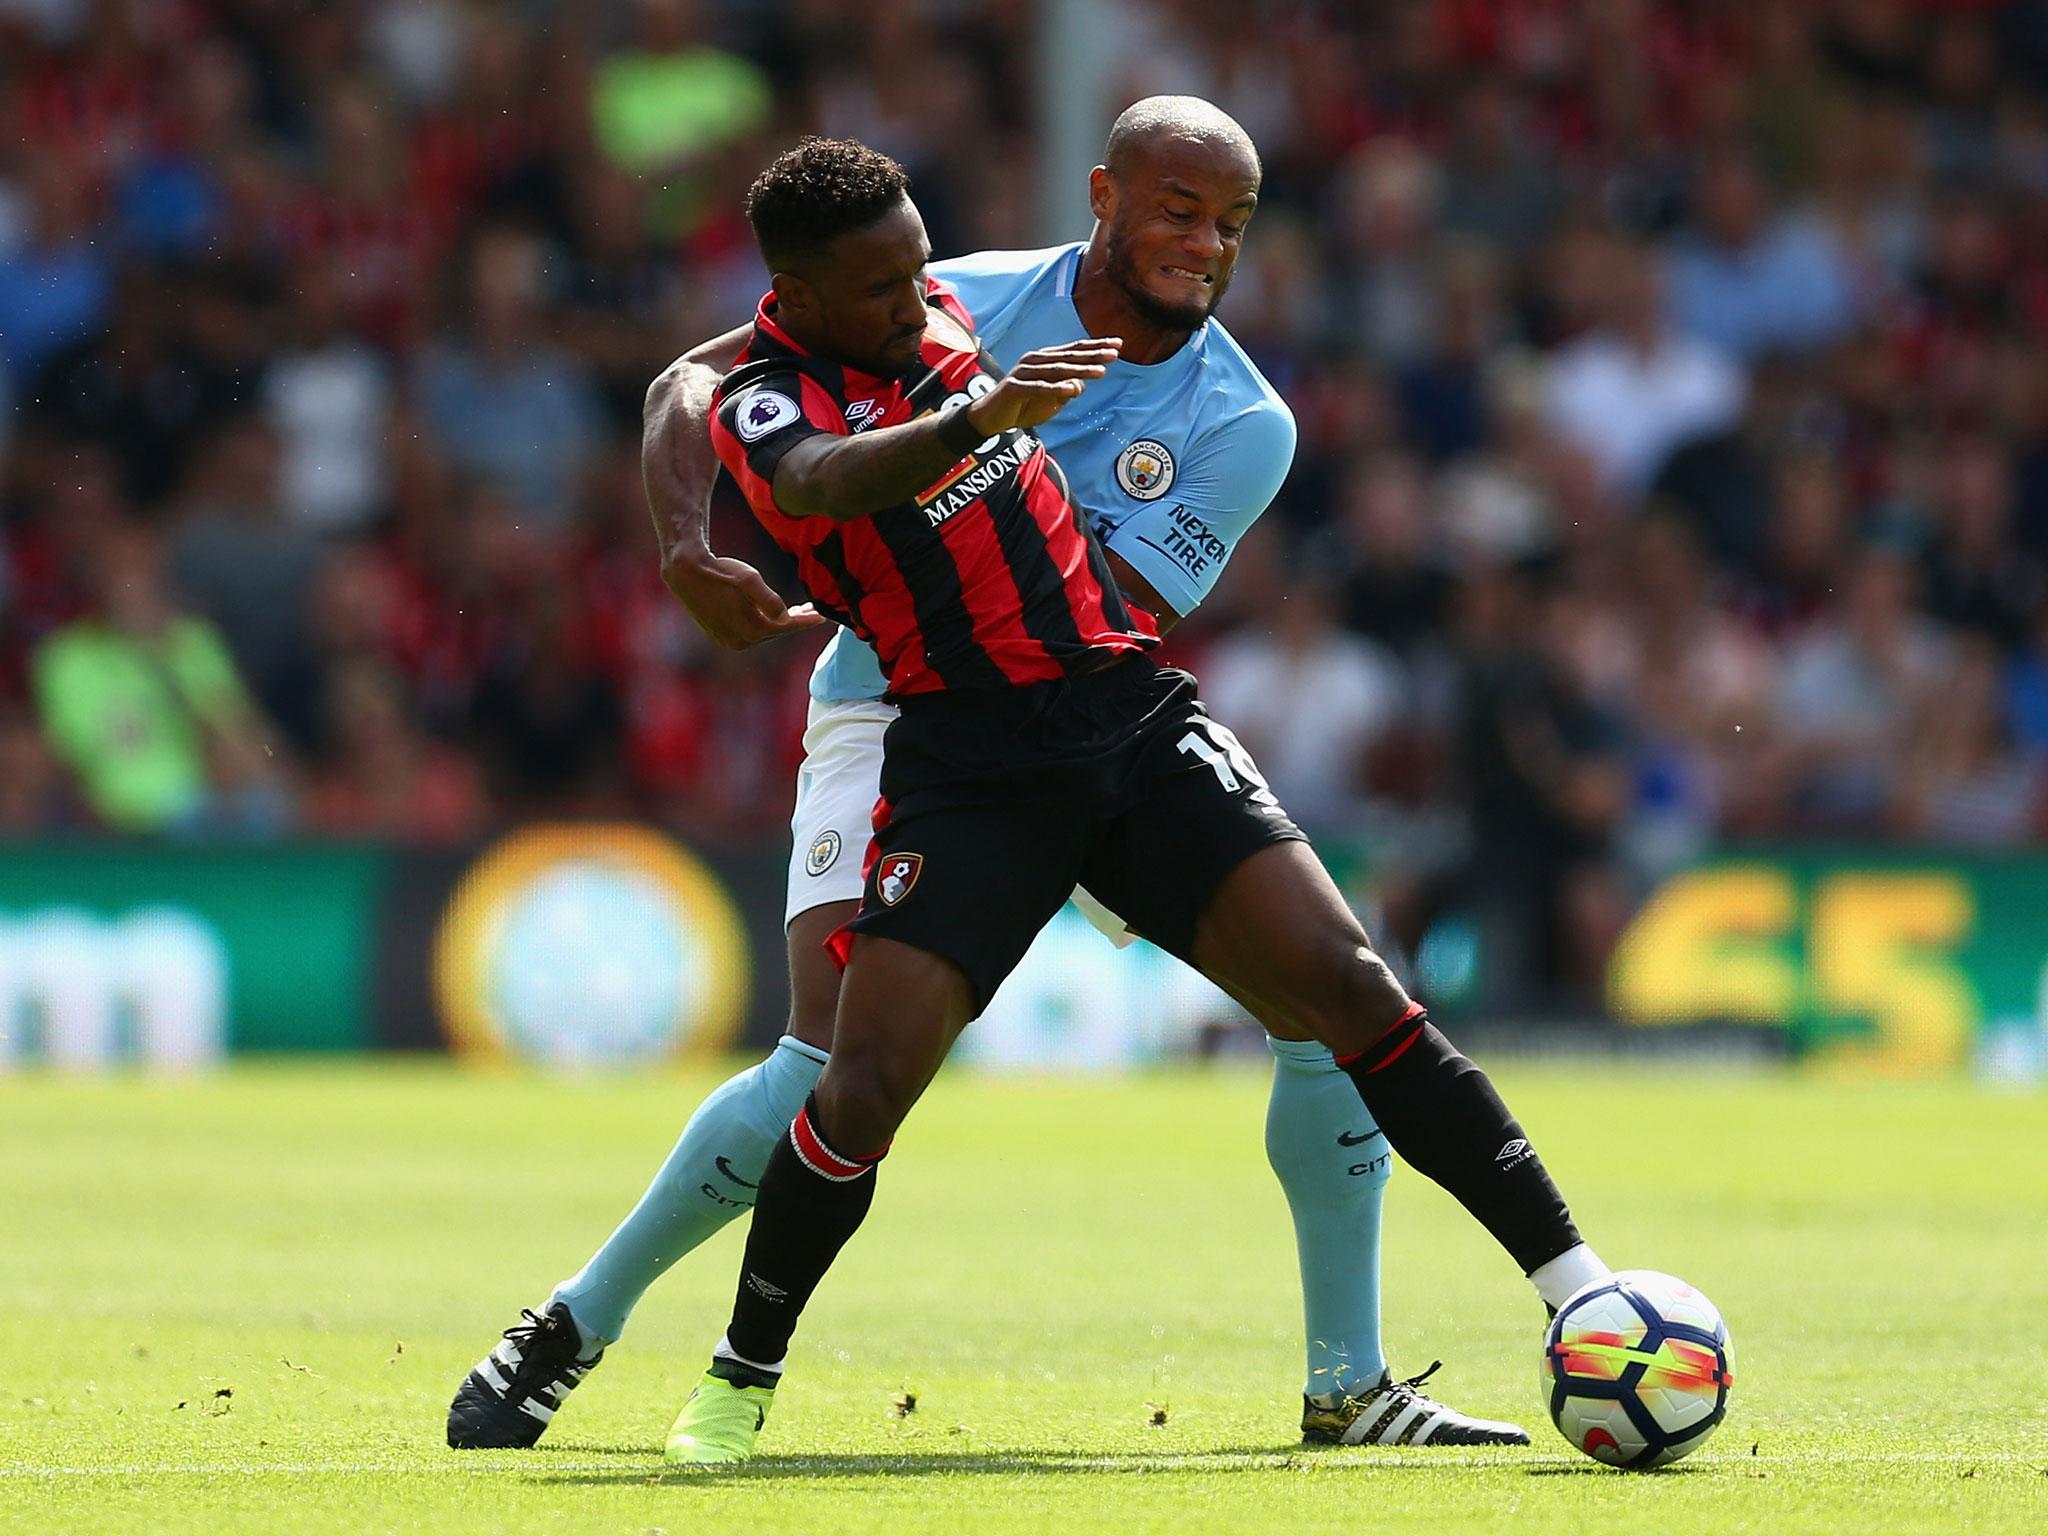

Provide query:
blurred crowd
left=8, top=0, right=2048, bottom=1008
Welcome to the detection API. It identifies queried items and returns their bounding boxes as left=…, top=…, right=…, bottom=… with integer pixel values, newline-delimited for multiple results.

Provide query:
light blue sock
left=551, top=1035, right=828, bottom=1347
left=1266, top=1035, right=1392, bottom=1403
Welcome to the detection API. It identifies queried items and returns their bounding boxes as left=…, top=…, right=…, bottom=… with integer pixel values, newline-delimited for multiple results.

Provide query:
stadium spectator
left=413, top=227, right=604, bottom=527
left=0, top=156, right=112, bottom=387
left=263, top=262, right=393, bottom=537
left=26, top=266, right=258, bottom=508
left=1335, top=452, right=1457, bottom=657
left=302, top=658, right=484, bottom=843
left=0, top=704, right=74, bottom=833
left=165, top=414, right=326, bottom=745
left=1450, top=569, right=1631, bottom=1014
left=1893, top=634, right=2044, bottom=846
left=2007, top=604, right=2048, bottom=757
left=1918, top=433, right=2045, bottom=647
left=1201, top=573, right=1405, bottom=835
left=31, top=522, right=289, bottom=835
left=590, top=0, right=771, bottom=189
left=1544, top=237, right=1747, bottom=498
left=1773, top=545, right=1953, bottom=832
left=1664, top=146, right=1861, bottom=362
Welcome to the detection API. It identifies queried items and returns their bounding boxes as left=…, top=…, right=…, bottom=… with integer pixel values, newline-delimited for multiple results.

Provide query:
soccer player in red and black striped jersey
left=708, top=262, right=1152, bottom=698
left=667, top=138, right=1613, bottom=1465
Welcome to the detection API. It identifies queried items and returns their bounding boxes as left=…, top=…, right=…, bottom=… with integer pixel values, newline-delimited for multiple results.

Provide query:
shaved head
left=1103, top=95, right=1260, bottom=183
left=1084, top=96, right=1261, bottom=338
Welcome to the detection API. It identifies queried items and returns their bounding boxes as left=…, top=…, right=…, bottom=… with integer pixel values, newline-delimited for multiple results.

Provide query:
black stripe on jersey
left=809, top=530, right=867, bottom=636
left=1045, top=451, right=1139, bottom=636
left=745, top=326, right=848, bottom=404
left=729, top=334, right=849, bottom=417
left=868, top=506, right=1011, bottom=689
left=991, top=450, right=1090, bottom=670
left=901, top=356, right=953, bottom=415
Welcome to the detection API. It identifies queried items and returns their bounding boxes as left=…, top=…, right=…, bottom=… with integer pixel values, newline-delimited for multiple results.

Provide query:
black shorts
left=835, top=658, right=1306, bottom=1013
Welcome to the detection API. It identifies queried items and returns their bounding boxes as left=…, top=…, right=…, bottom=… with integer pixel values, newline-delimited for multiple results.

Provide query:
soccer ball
left=1542, top=1270, right=1733, bottom=1469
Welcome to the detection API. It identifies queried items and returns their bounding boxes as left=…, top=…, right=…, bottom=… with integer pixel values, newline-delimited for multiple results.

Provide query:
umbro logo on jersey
left=877, top=853, right=923, bottom=906
left=736, top=389, right=799, bottom=441
left=844, top=398, right=885, bottom=433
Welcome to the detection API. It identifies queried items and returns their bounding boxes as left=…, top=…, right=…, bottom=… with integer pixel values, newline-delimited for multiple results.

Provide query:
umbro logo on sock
left=1495, top=1138, right=1533, bottom=1170
left=745, top=1273, right=789, bottom=1302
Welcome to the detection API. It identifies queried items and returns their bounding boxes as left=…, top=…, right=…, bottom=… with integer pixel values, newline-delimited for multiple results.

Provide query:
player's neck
left=1071, top=254, right=1196, bottom=367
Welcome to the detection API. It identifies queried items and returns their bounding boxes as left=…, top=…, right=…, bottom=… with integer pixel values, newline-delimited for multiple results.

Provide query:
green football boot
left=664, top=1370, right=777, bottom=1466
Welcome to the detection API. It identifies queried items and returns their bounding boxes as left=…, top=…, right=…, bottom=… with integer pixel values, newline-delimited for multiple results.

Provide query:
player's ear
left=1088, top=165, right=1116, bottom=223
left=769, top=269, right=815, bottom=321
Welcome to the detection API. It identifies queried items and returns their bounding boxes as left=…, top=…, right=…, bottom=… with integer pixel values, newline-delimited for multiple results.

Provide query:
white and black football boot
left=1301, top=1360, right=1531, bottom=1447
left=446, top=1301, right=602, bottom=1449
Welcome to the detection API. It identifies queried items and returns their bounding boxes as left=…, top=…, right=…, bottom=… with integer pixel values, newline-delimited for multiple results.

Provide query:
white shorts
left=784, top=695, right=1137, bottom=948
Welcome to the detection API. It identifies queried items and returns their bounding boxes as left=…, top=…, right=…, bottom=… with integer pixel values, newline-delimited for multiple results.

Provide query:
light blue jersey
left=808, top=242, right=1296, bottom=702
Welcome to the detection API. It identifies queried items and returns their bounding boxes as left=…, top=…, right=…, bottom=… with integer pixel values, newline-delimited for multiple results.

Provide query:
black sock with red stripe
left=722, top=1095, right=889, bottom=1371
left=1337, top=1006, right=1581, bottom=1276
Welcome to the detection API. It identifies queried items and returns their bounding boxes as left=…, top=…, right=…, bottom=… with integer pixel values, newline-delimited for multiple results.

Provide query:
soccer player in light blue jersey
left=449, top=98, right=1568, bottom=1454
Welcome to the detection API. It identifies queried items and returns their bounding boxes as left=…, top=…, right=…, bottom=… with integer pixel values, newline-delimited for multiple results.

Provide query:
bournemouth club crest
left=1116, top=438, right=1175, bottom=500
left=876, top=853, right=923, bottom=906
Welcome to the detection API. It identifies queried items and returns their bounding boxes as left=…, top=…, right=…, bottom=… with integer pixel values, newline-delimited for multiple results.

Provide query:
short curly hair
left=744, top=137, right=912, bottom=272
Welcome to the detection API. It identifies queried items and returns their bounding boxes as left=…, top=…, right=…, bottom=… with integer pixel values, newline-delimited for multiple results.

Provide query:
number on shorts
left=1176, top=722, right=1279, bottom=808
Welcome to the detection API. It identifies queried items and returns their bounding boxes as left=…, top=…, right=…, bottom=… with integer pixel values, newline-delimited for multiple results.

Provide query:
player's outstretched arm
left=773, top=339, right=1122, bottom=522
left=645, top=325, right=824, bottom=650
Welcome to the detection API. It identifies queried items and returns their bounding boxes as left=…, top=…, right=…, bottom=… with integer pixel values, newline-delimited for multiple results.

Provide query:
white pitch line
left=0, top=1448, right=2043, bottom=1478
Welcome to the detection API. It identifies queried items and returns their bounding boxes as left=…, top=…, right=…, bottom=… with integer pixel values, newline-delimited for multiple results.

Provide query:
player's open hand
left=662, top=550, right=826, bottom=650
left=967, top=338, right=1122, bottom=435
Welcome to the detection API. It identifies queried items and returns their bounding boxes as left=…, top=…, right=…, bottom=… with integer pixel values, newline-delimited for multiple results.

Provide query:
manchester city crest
left=805, top=829, right=842, bottom=876
left=1116, top=439, right=1175, bottom=500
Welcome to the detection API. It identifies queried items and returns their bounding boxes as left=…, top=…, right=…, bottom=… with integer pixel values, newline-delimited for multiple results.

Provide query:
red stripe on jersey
left=843, top=524, right=939, bottom=695
left=790, top=548, right=854, bottom=629
left=1010, top=462, right=1151, bottom=661
left=944, top=501, right=1068, bottom=687
left=706, top=410, right=776, bottom=513
left=1026, top=465, right=1125, bottom=650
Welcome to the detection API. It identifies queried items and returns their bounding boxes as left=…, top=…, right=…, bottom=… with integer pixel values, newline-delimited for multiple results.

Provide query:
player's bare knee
left=813, top=1055, right=909, bottom=1154
left=785, top=993, right=837, bottom=1053
left=1296, top=940, right=1411, bottom=1051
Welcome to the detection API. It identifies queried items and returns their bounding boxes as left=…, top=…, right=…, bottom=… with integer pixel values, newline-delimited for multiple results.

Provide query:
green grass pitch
left=3, top=1058, right=2045, bottom=1534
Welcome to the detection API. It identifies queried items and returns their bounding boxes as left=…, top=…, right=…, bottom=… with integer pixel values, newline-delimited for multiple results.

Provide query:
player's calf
left=1191, top=843, right=1608, bottom=1306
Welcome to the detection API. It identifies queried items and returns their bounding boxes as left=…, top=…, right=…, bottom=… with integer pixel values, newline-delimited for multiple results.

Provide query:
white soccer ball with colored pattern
left=1542, top=1270, right=1733, bottom=1469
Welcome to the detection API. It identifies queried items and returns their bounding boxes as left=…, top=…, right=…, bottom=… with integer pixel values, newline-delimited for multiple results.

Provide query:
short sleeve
left=927, top=253, right=1018, bottom=333
left=1102, top=398, right=1297, bottom=617
left=711, top=368, right=843, bottom=519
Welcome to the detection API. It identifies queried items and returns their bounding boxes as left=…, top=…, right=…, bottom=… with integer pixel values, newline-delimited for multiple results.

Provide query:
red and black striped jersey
left=709, top=282, right=1158, bottom=699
